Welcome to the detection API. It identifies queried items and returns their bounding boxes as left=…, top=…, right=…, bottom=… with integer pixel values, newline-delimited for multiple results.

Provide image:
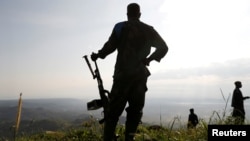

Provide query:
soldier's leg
left=232, top=109, right=245, bottom=125
left=125, top=78, right=147, bottom=141
left=104, top=80, right=129, bottom=141
left=103, top=118, right=119, bottom=141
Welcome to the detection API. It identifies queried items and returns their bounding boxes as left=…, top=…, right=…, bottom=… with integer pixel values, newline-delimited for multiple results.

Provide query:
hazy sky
left=1, top=0, right=250, bottom=104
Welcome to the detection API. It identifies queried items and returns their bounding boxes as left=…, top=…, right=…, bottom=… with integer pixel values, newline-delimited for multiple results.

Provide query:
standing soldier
left=187, top=108, right=198, bottom=128
left=231, top=81, right=250, bottom=124
left=91, top=3, right=168, bottom=141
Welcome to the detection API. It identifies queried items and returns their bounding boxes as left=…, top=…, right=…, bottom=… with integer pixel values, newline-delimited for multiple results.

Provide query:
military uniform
left=97, top=19, right=167, bottom=141
left=93, top=3, right=168, bottom=140
left=232, top=86, right=245, bottom=123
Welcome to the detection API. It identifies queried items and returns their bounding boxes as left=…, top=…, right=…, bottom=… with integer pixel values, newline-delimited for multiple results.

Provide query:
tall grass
left=220, top=88, right=231, bottom=119
left=14, top=93, right=23, bottom=140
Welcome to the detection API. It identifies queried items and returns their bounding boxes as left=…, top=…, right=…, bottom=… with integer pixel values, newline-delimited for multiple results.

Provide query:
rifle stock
left=83, top=55, right=110, bottom=124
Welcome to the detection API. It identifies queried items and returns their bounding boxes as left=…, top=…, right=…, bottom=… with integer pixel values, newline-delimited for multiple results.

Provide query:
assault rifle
left=83, top=55, right=110, bottom=124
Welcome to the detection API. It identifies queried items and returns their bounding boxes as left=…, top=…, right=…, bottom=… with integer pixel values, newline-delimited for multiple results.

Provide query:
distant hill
left=0, top=98, right=97, bottom=138
left=0, top=98, right=90, bottom=121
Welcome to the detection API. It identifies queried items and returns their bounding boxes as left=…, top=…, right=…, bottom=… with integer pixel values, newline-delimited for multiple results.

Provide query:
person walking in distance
left=187, top=108, right=198, bottom=128
left=91, top=3, right=168, bottom=141
left=231, top=81, right=250, bottom=124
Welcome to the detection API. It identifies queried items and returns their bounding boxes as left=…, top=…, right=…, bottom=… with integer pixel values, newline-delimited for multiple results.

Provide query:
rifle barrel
left=83, top=55, right=95, bottom=79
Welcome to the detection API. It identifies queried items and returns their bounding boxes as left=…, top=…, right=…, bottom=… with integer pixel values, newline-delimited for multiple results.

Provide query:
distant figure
left=187, top=108, right=198, bottom=128
left=231, top=81, right=250, bottom=124
left=91, top=3, right=168, bottom=141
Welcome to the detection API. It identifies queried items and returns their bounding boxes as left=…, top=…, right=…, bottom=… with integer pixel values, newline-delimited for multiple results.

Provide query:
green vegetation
left=10, top=114, right=249, bottom=141
left=11, top=119, right=205, bottom=141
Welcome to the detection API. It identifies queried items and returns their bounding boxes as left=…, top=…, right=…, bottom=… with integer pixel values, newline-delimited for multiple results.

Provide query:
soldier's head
left=234, top=81, right=242, bottom=88
left=127, top=3, right=141, bottom=20
left=190, top=108, right=194, bottom=113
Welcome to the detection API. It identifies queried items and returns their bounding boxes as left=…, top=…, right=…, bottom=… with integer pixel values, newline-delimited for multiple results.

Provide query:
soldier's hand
left=143, top=58, right=152, bottom=66
left=91, top=52, right=99, bottom=61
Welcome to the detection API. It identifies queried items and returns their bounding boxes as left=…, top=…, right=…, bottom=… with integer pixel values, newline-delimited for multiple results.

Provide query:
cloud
left=147, top=58, right=250, bottom=100
left=152, top=58, right=250, bottom=80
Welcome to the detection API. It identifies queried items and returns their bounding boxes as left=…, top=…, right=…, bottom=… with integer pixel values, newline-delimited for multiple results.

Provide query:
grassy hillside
left=7, top=113, right=250, bottom=141
left=9, top=118, right=208, bottom=141
left=2, top=95, right=249, bottom=140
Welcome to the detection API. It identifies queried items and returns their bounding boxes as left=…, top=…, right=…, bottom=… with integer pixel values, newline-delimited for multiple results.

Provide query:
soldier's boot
left=125, top=122, right=138, bottom=141
left=125, top=112, right=142, bottom=141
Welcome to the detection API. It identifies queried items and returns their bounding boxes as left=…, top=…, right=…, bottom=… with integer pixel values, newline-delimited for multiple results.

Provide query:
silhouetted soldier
left=187, top=108, right=198, bottom=128
left=231, top=81, right=250, bottom=124
left=91, top=3, right=168, bottom=141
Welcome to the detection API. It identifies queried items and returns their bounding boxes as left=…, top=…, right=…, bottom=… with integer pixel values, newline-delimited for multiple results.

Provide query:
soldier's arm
left=97, top=30, right=118, bottom=59
left=147, top=28, right=168, bottom=62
